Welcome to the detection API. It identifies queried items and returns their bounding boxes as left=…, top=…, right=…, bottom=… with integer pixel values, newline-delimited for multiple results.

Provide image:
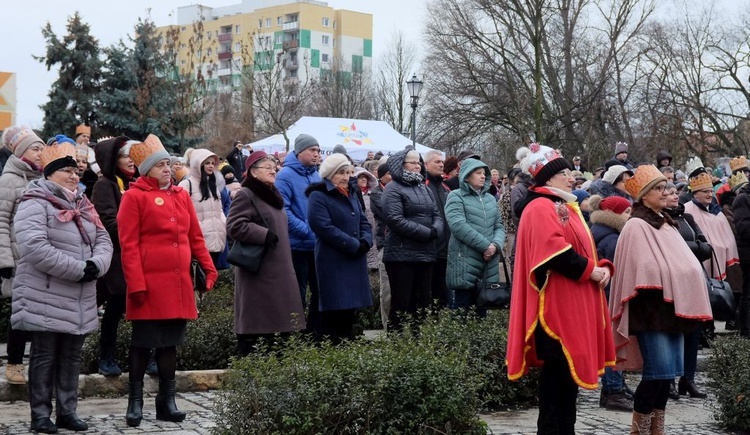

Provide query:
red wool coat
left=118, top=176, right=218, bottom=320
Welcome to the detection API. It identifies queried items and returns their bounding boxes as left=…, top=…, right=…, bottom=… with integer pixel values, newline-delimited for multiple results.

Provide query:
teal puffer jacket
left=445, top=159, right=506, bottom=290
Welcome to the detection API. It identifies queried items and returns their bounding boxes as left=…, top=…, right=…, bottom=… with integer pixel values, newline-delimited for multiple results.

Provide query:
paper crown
left=730, top=156, right=749, bottom=173
left=685, top=156, right=705, bottom=178
left=614, top=141, right=628, bottom=155
left=689, top=172, right=713, bottom=192
left=174, top=166, right=189, bottom=182
left=41, top=143, right=77, bottom=168
left=624, top=164, right=666, bottom=201
left=729, top=172, right=748, bottom=191
left=75, top=124, right=91, bottom=137
left=129, top=134, right=167, bottom=167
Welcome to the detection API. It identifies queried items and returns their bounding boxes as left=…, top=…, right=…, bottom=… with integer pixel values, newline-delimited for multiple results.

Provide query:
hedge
left=706, top=335, right=750, bottom=432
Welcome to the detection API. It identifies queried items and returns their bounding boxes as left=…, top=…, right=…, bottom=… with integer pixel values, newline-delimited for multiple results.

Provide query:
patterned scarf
left=21, top=188, right=105, bottom=248
left=401, top=170, right=423, bottom=184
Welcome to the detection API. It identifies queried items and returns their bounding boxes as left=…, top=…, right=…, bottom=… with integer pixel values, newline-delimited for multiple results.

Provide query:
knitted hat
left=730, top=156, right=749, bottom=173
left=684, top=156, right=705, bottom=178
left=516, top=143, right=570, bottom=186
left=571, top=189, right=590, bottom=205
left=2, top=125, right=26, bottom=151
left=599, top=196, right=631, bottom=214
left=624, top=164, right=666, bottom=201
left=319, top=153, right=351, bottom=180
left=614, top=141, right=628, bottom=156
left=41, top=143, right=78, bottom=178
left=75, top=124, right=91, bottom=137
left=377, top=162, right=390, bottom=179
left=689, top=172, right=713, bottom=192
left=9, top=128, right=44, bottom=158
left=729, top=172, right=748, bottom=192
left=75, top=144, right=89, bottom=159
left=220, top=165, right=236, bottom=177
left=332, top=144, right=348, bottom=155
left=294, top=134, right=319, bottom=154
left=130, top=134, right=171, bottom=175
left=244, top=151, right=269, bottom=169
left=457, top=149, right=481, bottom=162
left=602, top=165, right=633, bottom=184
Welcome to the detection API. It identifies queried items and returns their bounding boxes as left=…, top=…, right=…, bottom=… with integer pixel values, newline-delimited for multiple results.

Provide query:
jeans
left=601, top=367, right=625, bottom=394
left=637, top=331, right=684, bottom=381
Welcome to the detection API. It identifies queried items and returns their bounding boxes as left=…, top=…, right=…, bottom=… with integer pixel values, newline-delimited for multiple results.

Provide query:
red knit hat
left=599, top=196, right=631, bottom=214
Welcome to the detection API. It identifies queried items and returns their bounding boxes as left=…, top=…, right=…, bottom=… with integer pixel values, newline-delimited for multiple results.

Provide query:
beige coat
left=178, top=149, right=227, bottom=253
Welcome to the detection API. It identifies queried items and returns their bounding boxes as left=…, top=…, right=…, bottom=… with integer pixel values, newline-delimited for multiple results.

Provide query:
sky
left=0, top=0, right=428, bottom=129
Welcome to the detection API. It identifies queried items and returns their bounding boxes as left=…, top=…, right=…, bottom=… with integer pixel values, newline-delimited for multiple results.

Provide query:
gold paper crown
left=41, top=143, right=77, bottom=168
left=729, top=172, right=749, bottom=191
left=129, top=134, right=167, bottom=167
left=689, top=172, right=713, bottom=192
left=624, top=164, right=666, bottom=201
left=174, top=166, right=189, bottom=182
left=730, top=156, right=748, bottom=173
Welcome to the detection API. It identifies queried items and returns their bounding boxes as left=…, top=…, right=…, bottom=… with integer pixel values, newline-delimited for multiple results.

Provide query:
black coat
left=226, top=147, right=246, bottom=181
left=732, top=185, right=750, bottom=262
left=0, top=148, right=11, bottom=174
left=665, top=204, right=712, bottom=262
left=382, top=150, right=444, bottom=263
left=370, top=183, right=387, bottom=249
left=425, top=172, right=450, bottom=258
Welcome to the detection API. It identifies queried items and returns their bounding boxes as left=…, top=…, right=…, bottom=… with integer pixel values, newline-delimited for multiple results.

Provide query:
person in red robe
left=506, top=143, right=616, bottom=434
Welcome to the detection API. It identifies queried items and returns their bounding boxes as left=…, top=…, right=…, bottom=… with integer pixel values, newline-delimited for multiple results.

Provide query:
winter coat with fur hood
left=11, top=179, right=113, bottom=334
left=178, top=148, right=227, bottom=253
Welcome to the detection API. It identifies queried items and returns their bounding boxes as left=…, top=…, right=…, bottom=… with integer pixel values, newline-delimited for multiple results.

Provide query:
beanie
left=1, top=125, right=26, bottom=151
left=294, top=134, right=319, bottom=155
left=457, top=149, right=481, bottom=162
left=319, top=153, right=351, bottom=180
left=602, top=165, right=633, bottom=184
left=220, top=165, right=236, bottom=177
left=10, top=128, right=45, bottom=158
left=43, top=156, right=78, bottom=179
left=517, top=143, right=570, bottom=186
left=332, top=144, right=347, bottom=155
left=55, top=134, right=77, bottom=146
left=599, top=196, right=631, bottom=214
left=571, top=189, right=590, bottom=205
left=377, top=162, right=390, bottom=179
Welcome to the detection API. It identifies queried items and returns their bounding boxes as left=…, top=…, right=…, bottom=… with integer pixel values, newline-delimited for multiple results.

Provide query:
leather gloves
left=78, top=261, right=99, bottom=283
left=356, top=240, right=370, bottom=256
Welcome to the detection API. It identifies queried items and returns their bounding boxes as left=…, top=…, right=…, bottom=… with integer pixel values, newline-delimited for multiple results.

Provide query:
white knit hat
left=319, top=153, right=351, bottom=180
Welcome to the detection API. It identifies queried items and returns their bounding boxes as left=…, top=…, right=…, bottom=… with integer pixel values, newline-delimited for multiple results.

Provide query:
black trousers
left=4, top=307, right=28, bottom=364
left=291, top=250, right=320, bottom=337
left=431, top=258, right=448, bottom=309
left=28, top=331, right=86, bottom=420
left=99, top=293, right=126, bottom=358
left=739, top=261, right=750, bottom=337
left=633, top=379, right=670, bottom=414
left=535, top=328, right=578, bottom=435
left=384, top=261, right=434, bottom=331
left=319, top=309, right=357, bottom=345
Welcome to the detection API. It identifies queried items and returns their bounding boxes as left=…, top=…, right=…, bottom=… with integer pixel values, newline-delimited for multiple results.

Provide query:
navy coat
left=306, top=179, right=373, bottom=311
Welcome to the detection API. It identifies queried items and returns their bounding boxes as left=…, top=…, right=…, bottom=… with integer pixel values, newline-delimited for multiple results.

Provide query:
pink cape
left=684, top=201, right=739, bottom=279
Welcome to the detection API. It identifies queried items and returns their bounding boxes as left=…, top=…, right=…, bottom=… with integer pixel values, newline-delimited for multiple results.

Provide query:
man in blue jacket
left=275, top=134, right=322, bottom=335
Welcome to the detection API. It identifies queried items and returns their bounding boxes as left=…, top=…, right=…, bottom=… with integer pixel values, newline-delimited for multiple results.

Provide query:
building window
left=277, top=16, right=282, bottom=25
left=322, top=35, right=330, bottom=45
left=207, top=48, right=213, bottom=56
left=181, top=26, right=186, bottom=32
left=235, top=42, right=241, bottom=52
left=265, top=36, right=271, bottom=46
left=265, top=18, right=271, bottom=28
left=333, top=20, right=336, bottom=29
left=197, top=49, right=202, bottom=58
left=322, top=53, right=329, bottom=63
left=180, top=43, right=186, bottom=49
left=322, top=17, right=330, bottom=27
left=207, top=31, right=212, bottom=39
left=258, top=19, right=262, bottom=29
left=235, top=24, right=241, bottom=34
left=332, top=38, right=335, bottom=48
left=275, top=34, right=283, bottom=44
left=181, top=59, right=186, bottom=65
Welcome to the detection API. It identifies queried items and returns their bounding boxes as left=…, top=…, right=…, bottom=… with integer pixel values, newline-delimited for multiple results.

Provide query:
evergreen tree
left=37, top=12, right=102, bottom=138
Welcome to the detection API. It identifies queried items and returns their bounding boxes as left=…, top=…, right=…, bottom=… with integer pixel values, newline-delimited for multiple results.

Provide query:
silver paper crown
left=685, top=156, right=705, bottom=178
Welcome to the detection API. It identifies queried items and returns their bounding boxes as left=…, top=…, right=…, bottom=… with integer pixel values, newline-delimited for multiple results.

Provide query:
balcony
left=217, top=68, right=232, bottom=76
left=283, top=21, right=299, bottom=31
left=218, top=33, right=233, bottom=42
left=285, top=59, right=298, bottom=70
left=218, top=51, right=232, bottom=60
left=283, top=39, right=299, bottom=51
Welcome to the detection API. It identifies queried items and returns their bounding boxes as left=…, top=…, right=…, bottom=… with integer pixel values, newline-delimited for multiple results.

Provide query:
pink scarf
left=21, top=189, right=104, bottom=247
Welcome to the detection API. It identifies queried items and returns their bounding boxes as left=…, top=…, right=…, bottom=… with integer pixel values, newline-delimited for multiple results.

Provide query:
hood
left=94, top=136, right=131, bottom=180
left=458, top=158, right=490, bottom=195
left=188, top=148, right=218, bottom=179
left=282, top=149, right=318, bottom=177
left=2, top=154, right=40, bottom=179
left=656, top=151, right=673, bottom=165
left=353, top=167, right=377, bottom=190
left=590, top=209, right=628, bottom=233
left=387, top=149, right=424, bottom=184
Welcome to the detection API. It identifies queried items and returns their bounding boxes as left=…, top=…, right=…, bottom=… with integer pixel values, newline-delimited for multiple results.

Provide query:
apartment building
left=158, top=0, right=373, bottom=91
left=0, top=72, right=16, bottom=130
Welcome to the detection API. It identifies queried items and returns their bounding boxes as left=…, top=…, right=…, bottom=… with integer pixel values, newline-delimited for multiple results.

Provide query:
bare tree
left=373, top=31, right=418, bottom=136
left=311, top=55, right=373, bottom=119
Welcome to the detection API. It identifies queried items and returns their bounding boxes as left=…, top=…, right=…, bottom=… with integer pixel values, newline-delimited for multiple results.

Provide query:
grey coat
left=226, top=183, right=305, bottom=334
left=11, top=179, right=113, bottom=335
left=0, top=155, right=42, bottom=297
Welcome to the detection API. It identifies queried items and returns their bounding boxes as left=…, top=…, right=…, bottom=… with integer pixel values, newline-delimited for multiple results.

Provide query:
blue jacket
left=307, top=179, right=373, bottom=311
left=275, top=151, right=321, bottom=251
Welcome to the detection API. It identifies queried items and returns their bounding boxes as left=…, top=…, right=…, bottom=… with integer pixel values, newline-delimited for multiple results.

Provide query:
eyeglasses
left=403, top=160, right=421, bottom=165
left=696, top=189, right=713, bottom=195
left=56, top=168, right=80, bottom=176
left=651, top=184, right=667, bottom=193
left=555, top=170, right=573, bottom=177
left=253, top=165, right=277, bottom=172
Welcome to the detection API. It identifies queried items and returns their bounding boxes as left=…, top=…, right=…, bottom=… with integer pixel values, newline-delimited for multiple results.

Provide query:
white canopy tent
left=246, top=116, right=438, bottom=162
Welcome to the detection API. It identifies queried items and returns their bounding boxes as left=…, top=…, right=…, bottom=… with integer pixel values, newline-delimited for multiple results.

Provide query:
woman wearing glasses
left=382, top=149, right=443, bottom=330
left=610, top=165, right=712, bottom=433
left=506, top=144, right=614, bottom=435
left=226, top=151, right=305, bottom=355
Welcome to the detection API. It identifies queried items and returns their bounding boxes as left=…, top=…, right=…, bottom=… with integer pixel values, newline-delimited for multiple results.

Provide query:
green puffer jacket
left=445, top=159, right=506, bottom=290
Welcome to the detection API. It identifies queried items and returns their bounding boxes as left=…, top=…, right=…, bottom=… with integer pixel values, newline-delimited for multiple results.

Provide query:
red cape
left=506, top=188, right=616, bottom=389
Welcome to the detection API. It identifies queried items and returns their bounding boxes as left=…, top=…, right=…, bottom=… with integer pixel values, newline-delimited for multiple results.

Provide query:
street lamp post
left=406, top=74, right=423, bottom=148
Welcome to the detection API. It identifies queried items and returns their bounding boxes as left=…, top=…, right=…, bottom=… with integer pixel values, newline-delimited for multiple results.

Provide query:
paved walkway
left=0, top=371, right=737, bottom=434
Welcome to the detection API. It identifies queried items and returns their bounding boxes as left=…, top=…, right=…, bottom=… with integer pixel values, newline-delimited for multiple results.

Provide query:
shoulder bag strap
left=245, top=187, right=270, bottom=229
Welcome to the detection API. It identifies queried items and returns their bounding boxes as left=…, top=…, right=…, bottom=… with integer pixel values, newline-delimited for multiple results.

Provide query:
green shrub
left=706, top=335, right=750, bottom=431
left=81, top=270, right=236, bottom=373
left=214, top=335, right=486, bottom=434
left=356, top=270, right=383, bottom=330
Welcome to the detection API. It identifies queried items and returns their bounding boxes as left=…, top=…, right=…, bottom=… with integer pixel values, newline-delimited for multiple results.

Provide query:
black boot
left=55, top=413, right=88, bottom=432
left=155, top=379, right=186, bottom=422
left=678, top=377, right=707, bottom=398
left=125, top=381, right=144, bottom=427
left=30, top=417, right=58, bottom=433
left=668, top=380, right=680, bottom=400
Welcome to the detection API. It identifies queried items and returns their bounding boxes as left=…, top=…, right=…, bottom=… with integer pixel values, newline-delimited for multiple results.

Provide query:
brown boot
left=4, top=364, right=26, bottom=385
left=651, top=409, right=665, bottom=435
left=630, top=411, right=653, bottom=435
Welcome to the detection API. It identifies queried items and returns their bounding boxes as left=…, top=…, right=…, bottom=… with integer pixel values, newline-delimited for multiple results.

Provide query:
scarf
left=401, top=170, right=423, bottom=184
left=21, top=157, right=42, bottom=173
left=21, top=188, right=104, bottom=247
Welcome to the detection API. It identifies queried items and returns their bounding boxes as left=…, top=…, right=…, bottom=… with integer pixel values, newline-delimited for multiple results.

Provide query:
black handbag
left=191, top=259, right=207, bottom=293
left=476, top=254, right=511, bottom=309
left=703, top=247, right=735, bottom=322
left=226, top=190, right=268, bottom=274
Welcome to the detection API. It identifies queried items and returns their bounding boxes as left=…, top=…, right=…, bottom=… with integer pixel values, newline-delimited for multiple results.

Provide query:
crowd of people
left=0, top=123, right=748, bottom=434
